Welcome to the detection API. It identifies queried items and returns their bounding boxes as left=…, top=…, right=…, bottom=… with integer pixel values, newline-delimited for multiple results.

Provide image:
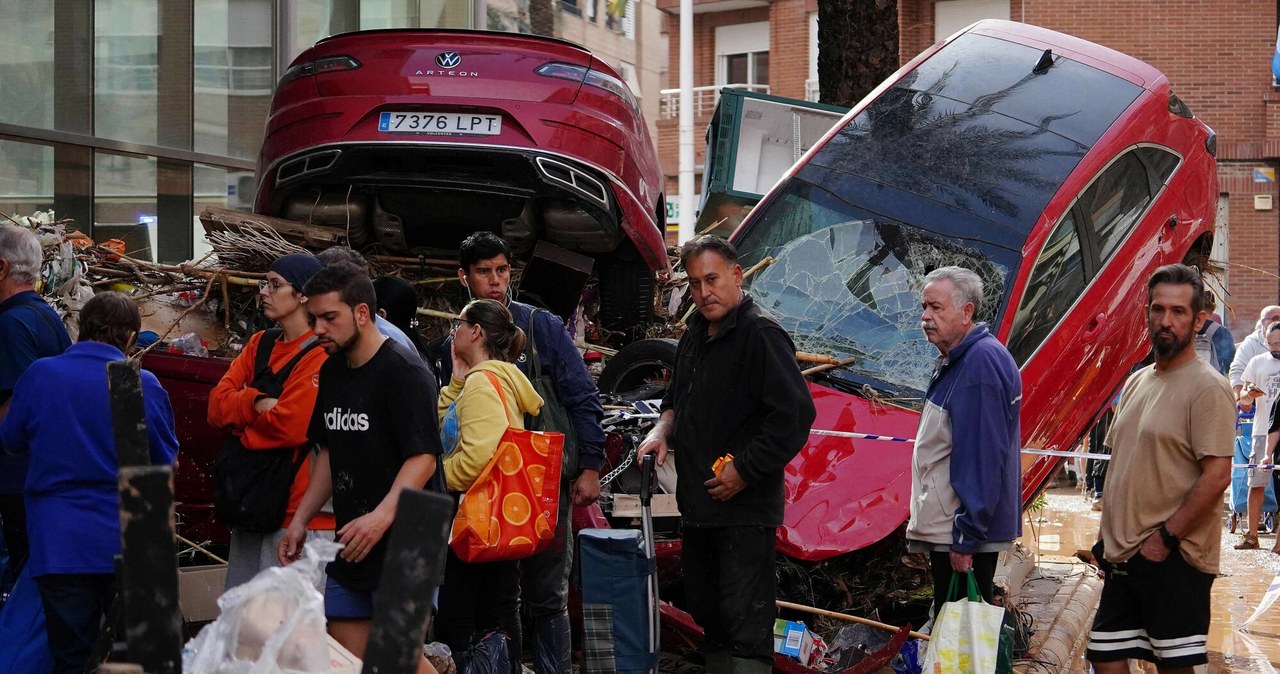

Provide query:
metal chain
left=599, top=444, right=637, bottom=488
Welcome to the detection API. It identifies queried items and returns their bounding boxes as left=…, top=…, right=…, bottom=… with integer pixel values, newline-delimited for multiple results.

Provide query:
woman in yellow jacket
left=436, top=298, right=543, bottom=672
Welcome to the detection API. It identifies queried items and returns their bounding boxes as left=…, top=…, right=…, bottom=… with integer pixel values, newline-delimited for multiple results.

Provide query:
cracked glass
left=738, top=178, right=1012, bottom=404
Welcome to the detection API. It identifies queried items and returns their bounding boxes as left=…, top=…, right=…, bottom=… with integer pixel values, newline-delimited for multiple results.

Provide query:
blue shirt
left=0, top=342, right=179, bottom=577
left=0, top=290, right=72, bottom=493
left=375, top=314, right=422, bottom=361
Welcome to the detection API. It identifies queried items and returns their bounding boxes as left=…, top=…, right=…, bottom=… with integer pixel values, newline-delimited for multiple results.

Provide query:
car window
left=1082, top=152, right=1154, bottom=266
left=1137, top=146, right=1180, bottom=184
left=904, top=33, right=1143, bottom=147
left=1007, top=210, right=1086, bottom=364
left=736, top=176, right=1014, bottom=400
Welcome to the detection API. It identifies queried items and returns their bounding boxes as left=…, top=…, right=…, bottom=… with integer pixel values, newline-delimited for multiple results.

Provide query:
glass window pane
left=1007, top=211, right=1086, bottom=364
left=194, top=164, right=255, bottom=261
left=95, top=1, right=159, bottom=145
left=0, top=7, right=54, bottom=129
left=1084, top=153, right=1151, bottom=266
left=287, top=0, right=359, bottom=67
left=0, top=140, right=55, bottom=217
left=195, top=0, right=274, bottom=159
left=1138, top=146, right=1181, bottom=184
left=361, top=0, right=419, bottom=28
left=95, top=152, right=158, bottom=263
left=726, top=54, right=748, bottom=84
left=754, top=52, right=769, bottom=86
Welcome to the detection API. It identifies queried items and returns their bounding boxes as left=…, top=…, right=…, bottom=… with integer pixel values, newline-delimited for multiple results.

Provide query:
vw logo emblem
left=436, top=51, right=462, bottom=68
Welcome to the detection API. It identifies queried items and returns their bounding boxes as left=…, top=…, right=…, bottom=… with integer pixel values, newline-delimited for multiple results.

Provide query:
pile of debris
left=9, top=207, right=696, bottom=358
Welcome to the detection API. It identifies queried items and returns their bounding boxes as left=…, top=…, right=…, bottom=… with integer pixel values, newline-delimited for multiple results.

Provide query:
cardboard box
left=773, top=619, right=814, bottom=662
left=178, top=563, right=228, bottom=623
left=327, top=634, right=362, bottom=674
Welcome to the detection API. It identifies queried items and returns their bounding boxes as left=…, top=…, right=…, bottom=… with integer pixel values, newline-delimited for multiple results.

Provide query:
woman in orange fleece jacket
left=208, top=253, right=334, bottom=590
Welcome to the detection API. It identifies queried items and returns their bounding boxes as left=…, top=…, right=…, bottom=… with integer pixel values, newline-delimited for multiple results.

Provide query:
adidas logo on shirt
left=324, top=407, right=370, bottom=431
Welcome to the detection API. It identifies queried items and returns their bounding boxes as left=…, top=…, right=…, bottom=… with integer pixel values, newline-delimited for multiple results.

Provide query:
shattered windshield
left=737, top=178, right=1015, bottom=403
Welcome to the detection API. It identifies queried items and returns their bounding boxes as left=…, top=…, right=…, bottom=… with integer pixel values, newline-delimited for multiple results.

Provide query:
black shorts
left=1086, top=548, right=1214, bottom=668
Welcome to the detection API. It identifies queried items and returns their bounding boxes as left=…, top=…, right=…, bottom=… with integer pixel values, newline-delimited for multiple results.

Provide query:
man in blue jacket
left=0, top=291, right=178, bottom=674
left=438, top=232, right=604, bottom=674
left=0, top=224, right=72, bottom=595
left=906, top=266, right=1022, bottom=621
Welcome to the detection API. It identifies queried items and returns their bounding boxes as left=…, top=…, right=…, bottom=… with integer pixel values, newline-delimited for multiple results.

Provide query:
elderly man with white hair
left=0, top=224, right=72, bottom=593
left=1230, top=304, right=1280, bottom=397
left=906, top=266, right=1023, bottom=624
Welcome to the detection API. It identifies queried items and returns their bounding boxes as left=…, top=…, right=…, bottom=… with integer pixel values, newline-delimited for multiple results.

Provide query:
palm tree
left=529, top=0, right=556, bottom=36
left=816, top=0, right=898, bottom=107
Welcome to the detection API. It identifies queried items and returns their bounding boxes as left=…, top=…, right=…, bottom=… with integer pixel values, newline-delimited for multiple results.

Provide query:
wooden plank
left=362, top=489, right=454, bottom=674
left=611, top=493, right=680, bottom=518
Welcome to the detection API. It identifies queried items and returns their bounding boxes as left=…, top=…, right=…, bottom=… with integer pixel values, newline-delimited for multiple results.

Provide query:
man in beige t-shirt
left=1087, top=264, right=1234, bottom=674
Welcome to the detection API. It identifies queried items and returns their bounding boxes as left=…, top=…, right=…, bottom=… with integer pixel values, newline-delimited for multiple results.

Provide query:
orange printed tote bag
left=450, top=370, right=565, bottom=563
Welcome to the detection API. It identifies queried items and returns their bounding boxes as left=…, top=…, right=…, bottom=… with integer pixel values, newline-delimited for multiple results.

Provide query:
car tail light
left=535, top=62, right=638, bottom=113
left=279, top=55, right=361, bottom=85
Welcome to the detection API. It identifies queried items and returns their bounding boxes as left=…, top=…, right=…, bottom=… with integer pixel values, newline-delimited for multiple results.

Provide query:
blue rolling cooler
left=579, top=455, right=659, bottom=674
left=1231, top=414, right=1278, bottom=531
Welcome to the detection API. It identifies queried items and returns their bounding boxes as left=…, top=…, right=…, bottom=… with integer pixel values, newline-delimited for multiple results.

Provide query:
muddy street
left=1024, top=485, right=1280, bottom=672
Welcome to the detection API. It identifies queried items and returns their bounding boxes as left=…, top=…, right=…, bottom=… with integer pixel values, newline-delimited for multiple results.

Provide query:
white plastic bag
left=919, top=571, right=1004, bottom=674
left=183, top=539, right=343, bottom=674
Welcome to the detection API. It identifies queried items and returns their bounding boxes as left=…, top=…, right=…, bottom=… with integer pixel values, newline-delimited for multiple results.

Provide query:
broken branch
left=801, top=358, right=856, bottom=377
left=775, top=599, right=929, bottom=641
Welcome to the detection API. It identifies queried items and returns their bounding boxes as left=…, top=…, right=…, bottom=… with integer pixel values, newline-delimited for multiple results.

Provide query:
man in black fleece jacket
left=638, top=236, right=816, bottom=674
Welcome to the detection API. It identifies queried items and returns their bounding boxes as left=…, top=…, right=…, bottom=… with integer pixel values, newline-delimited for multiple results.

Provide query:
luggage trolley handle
left=639, top=453, right=654, bottom=506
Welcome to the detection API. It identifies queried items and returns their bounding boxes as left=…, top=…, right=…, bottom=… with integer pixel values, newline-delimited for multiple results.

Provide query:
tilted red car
left=256, top=29, right=667, bottom=331
left=726, top=19, right=1219, bottom=559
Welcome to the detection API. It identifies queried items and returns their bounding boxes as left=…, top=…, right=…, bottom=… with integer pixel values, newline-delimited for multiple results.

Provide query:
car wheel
left=598, top=241, right=655, bottom=335
left=598, top=338, right=678, bottom=401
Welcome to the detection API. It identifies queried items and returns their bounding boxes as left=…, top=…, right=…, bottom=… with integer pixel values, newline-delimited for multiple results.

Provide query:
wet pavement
left=1023, top=485, right=1280, bottom=672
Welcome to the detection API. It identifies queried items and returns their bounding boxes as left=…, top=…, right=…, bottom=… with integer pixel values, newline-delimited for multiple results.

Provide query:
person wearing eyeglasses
left=436, top=298, right=544, bottom=673
left=208, top=252, right=335, bottom=590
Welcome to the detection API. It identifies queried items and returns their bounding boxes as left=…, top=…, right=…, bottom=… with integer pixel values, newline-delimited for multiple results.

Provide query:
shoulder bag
left=450, top=370, right=565, bottom=563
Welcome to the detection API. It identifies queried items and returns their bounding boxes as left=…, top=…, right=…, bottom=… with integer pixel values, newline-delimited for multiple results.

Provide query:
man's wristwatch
left=1158, top=522, right=1180, bottom=550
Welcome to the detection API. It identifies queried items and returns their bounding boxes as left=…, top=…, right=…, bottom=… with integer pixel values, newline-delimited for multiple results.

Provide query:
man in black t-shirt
left=279, top=262, right=443, bottom=669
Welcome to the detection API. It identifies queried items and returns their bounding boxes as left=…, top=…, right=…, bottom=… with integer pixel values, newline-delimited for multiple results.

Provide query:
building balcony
left=805, top=79, right=819, bottom=103
left=658, top=83, right=769, bottom=119
left=655, top=0, right=768, bottom=15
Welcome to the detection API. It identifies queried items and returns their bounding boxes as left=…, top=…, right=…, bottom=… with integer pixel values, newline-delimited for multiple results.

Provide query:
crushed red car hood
left=779, top=383, right=918, bottom=561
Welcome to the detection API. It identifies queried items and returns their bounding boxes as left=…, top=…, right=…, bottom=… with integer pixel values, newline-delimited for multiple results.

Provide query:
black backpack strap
left=253, top=328, right=284, bottom=380
left=273, top=336, right=320, bottom=381
left=525, top=309, right=545, bottom=382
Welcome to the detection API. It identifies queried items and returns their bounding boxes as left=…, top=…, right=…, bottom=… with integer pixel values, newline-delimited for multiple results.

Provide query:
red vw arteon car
left=255, top=30, right=666, bottom=331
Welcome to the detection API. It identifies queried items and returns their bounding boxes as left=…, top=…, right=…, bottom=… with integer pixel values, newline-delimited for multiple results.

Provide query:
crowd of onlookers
left=0, top=218, right=1253, bottom=674
left=0, top=225, right=606, bottom=674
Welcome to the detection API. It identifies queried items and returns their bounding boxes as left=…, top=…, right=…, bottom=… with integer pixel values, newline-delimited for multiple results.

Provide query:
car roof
left=965, top=20, right=1165, bottom=90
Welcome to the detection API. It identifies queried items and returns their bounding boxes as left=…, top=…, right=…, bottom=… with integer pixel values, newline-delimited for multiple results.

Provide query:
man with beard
left=905, top=266, right=1022, bottom=622
left=278, top=261, right=443, bottom=672
left=1087, top=264, right=1234, bottom=673
left=1231, top=322, right=1280, bottom=550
